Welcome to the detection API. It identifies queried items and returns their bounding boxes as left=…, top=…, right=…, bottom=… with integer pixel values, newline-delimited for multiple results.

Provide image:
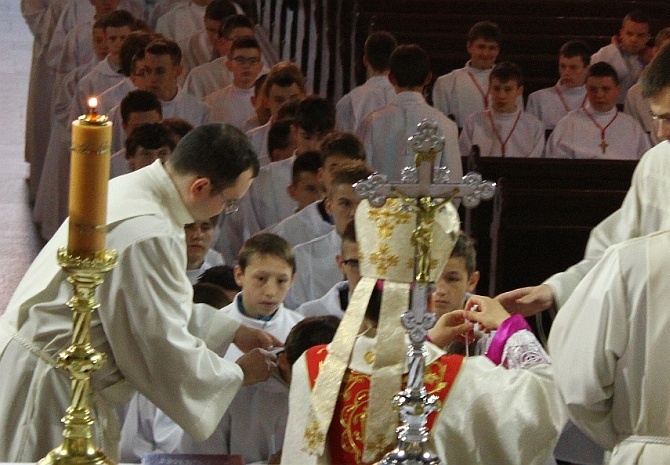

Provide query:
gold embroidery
left=368, top=243, right=399, bottom=275
left=340, top=371, right=369, bottom=460
left=303, top=421, right=325, bottom=452
left=367, top=199, right=412, bottom=238
left=364, top=351, right=376, bottom=364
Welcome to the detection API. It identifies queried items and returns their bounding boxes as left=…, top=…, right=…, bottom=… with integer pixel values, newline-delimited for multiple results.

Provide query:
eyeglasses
left=343, top=258, right=359, bottom=268
left=222, top=199, right=241, bottom=215
left=231, top=56, right=261, bottom=66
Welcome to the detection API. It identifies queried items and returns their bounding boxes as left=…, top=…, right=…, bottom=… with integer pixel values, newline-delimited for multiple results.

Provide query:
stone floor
left=0, top=1, right=44, bottom=313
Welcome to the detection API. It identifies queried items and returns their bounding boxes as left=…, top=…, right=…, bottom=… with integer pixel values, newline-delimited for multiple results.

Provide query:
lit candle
left=68, top=97, right=112, bottom=258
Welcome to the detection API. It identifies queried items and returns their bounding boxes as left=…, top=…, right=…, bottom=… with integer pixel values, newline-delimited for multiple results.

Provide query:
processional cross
left=354, top=120, right=495, bottom=464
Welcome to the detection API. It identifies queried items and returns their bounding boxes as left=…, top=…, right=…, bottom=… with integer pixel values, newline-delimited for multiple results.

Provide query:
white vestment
left=281, top=334, right=566, bottom=464
left=56, top=19, right=94, bottom=76
left=335, top=75, right=395, bottom=132
left=246, top=120, right=271, bottom=166
left=591, top=44, right=645, bottom=105
left=155, top=1, right=205, bottom=42
left=205, top=84, right=256, bottom=129
left=108, top=87, right=212, bottom=153
left=544, top=107, right=650, bottom=160
left=148, top=0, right=186, bottom=29
left=459, top=108, right=545, bottom=158
left=295, top=281, right=348, bottom=319
left=178, top=29, right=216, bottom=80
left=526, top=81, right=588, bottom=130
left=97, top=77, right=136, bottom=115
left=184, top=56, right=233, bottom=100
left=624, top=82, right=657, bottom=146
left=120, top=297, right=302, bottom=463
left=265, top=200, right=334, bottom=247
left=0, top=161, right=245, bottom=461
left=186, top=249, right=225, bottom=284
left=544, top=140, right=670, bottom=307
left=73, top=56, right=125, bottom=117
left=284, top=229, right=342, bottom=309
left=549, top=231, right=670, bottom=464
left=358, top=91, right=462, bottom=181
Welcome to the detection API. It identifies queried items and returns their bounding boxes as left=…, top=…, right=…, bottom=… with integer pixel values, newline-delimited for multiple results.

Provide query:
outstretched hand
left=428, top=310, right=474, bottom=348
left=233, top=324, right=283, bottom=353
left=236, top=348, right=277, bottom=386
left=495, top=284, right=555, bottom=317
left=465, top=295, right=511, bottom=331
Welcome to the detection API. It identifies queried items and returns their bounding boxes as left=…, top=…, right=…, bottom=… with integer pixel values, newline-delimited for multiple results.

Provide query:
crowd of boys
left=12, top=1, right=670, bottom=463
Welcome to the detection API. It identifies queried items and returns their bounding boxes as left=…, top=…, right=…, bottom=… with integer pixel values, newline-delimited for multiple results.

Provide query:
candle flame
left=88, top=97, right=98, bottom=109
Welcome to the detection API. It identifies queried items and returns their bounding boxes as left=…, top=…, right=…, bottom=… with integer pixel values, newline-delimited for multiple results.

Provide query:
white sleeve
left=335, top=94, right=354, bottom=132
left=528, top=120, right=546, bottom=158
left=119, top=394, right=160, bottom=463
left=432, top=73, right=454, bottom=118
left=458, top=115, right=475, bottom=158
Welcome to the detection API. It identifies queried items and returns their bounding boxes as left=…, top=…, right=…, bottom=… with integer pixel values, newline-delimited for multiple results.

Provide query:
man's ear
left=189, top=176, right=211, bottom=200
left=325, top=196, right=333, bottom=215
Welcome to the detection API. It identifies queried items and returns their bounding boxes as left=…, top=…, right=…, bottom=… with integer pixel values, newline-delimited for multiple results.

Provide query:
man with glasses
left=0, top=124, right=280, bottom=461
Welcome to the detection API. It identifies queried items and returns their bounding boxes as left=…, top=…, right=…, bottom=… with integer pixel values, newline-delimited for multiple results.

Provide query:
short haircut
left=145, top=38, right=182, bottom=67
left=253, top=73, right=268, bottom=96
left=467, top=21, right=501, bottom=45
left=330, top=162, right=374, bottom=192
left=168, top=123, right=260, bottom=193
left=641, top=42, right=670, bottom=98
left=292, top=151, right=321, bottom=185
left=120, top=90, right=162, bottom=124
left=262, top=62, right=306, bottom=97
left=449, top=232, right=477, bottom=276
left=99, top=9, right=136, bottom=29
left=198, top=265, right=241, bottom=291
left=237, top=232, right=296, bottom=274
left=162, top=118, right=194, bottom=141
left=319, top=132, right=366, bottom=165
left=276, top=98, right=302, bottom=120
left=295, top=95, right=336, bottom=135
left=489, top=61, right=524, bottom=86
left=192, top=282, right=233, bottom=308
left=218, top=14, right=254, bottom=39
left=205, top=0, right=237, bottom=21
left=587, top=61, right=619, bottom=85
left=623, top=10, right=651, bottom=28
left=284, top=316, right=340, bottom=365
left=655, top=27, right=670, bottom=47
left=559, top=40, right=591, bottom=67
left=125, top=122, right=175, bottom=156
left=268, top=119, right=293, bottom=154
left=93, top=17, right=105, bottom=30
left=364, top=31, right=397, bottom=72
left=341, top=219, right=356, bottom=244
left=229, top=36, right=261, bottom=55
left=119, top=31, right=156, bottom=76
left=389, top=44, right=430, bottom=88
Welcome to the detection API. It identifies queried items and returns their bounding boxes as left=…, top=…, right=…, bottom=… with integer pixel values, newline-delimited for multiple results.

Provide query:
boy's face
left=318, top=155, right=362, bottom=194
left=326, top=183, right=361, bottom=236
left=619, top=19, right=650, bottom=54
left=184, top=219, right=216, bottom=270
left=288, top=171, right=323, bottom=211
left=144, top=52, right=182, bottom=101
left=92, top=27, right=108, bottom=60
left=127, top=144, right=171, bottom=171
left=650, top=86, right=670, bottom=143
left=204, top=18, right=222, bottom=50
left=226, top=47, right=263, bottom=89
left=466, top=38, right=500, bottom=70
left=267, top=83, right=304, bottom=119
left=90, top=0, right=121, bottom=16
left=558, top=54, right=589, bottom=88
left=586, top=75, right=620, bottom=112
left=122, top=110, right=162, bottom=135
left=292, top=126, right=329, bottom=155
left=489, top=77, right=522, bottom=113
left=105, top=26, right=132, bottom=64
left=336, top=240, right=361, bottom=290
left=432, top=256, right=479, bottom=318
left=234, top=254, right=295, bottom=319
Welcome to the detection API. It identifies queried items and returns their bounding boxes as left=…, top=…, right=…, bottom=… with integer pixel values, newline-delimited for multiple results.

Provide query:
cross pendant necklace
left=584, top=108, right=619, bottom=154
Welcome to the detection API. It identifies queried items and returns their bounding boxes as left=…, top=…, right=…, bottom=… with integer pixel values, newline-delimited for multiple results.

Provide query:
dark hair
left=237, top=233, right=296, bottom=274
left=198, top=265, right=241, bottom=291
left=364, top=282, right=383, bottom=324
left=559, top=40, right=591, bottom=67
left=145, top=38, right=182, bottom=67
left=641, top=43, right=670, bottom=98
left=450, top=232, right=477, bottom=276
left=587, top=61, right=619, bottom=85
left=218, top=14, right=254, bottom=39
left=623, top=10, right=651, bottom=28
left=168, top=123, right=260, bottom=193
left=467, top=21, right=501, bottom=45
left=292, top=151, right=321, bottom=185
left=253, top=73, right=268, bottom=96
left=205, top=0, right=237, bottom=21
left=295, top=96, right=336, bottom=135
left=268, top=119, right=293, bottom=155
left=229, top=36, right=261, bottom=55
left=119, top=31, right=156, bottom=77
left=99, top=9, right=136, bottom=29
left=330, top=163, right=374, bottom=192
left=365, top=31, right=397, bottom=72
left=162, top=117, right=194, bottom=142
left=131, top=48, right=146, bottom=75
left=125, top=122, right=175, bottom=155
left=284, top=316, right=340, bottom=365
left=389, top=44, right=430, bottom=88
left=320, top=132, right=366, bottom=165
left=262, top=62, right=306, bottom=97
left=490, top=61, right=524, bottom=87
left=120, top=90, right=162, bottom=124
left=341, top=219, right=356, bottom=243
left=655, top=27, right=670, bottom=47
left=192, top=282, right=233, bottom=308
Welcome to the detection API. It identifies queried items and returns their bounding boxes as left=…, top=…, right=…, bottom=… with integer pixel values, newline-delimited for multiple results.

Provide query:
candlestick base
left=39, top=248, right=118, bottom=465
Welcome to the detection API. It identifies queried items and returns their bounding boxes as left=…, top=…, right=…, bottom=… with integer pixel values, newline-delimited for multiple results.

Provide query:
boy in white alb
left=460, top=61, right=545, bottom=158
left=156, top=0, right=210, bottom=42
left=336, top=31, right=397, bottom=132
left=358, top=44, right=461, bottom=181
left=591, top=10, right=652, bottom=105
left=205, top=36, right=263, bottom=128
left=113, top=121, right=175, bottom=178
left=527, top=40, right=591, bottom=131
left=546, top=61, right=650, bottom=159
left=186, top=216, right=225, bottom=284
